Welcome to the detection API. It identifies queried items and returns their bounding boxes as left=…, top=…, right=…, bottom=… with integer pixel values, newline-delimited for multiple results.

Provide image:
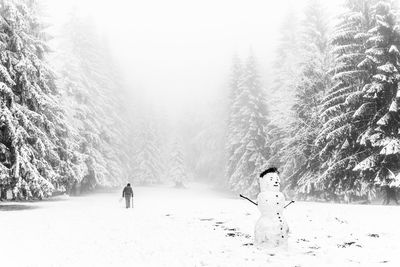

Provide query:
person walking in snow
left=122, top=183, right=134, bottom=208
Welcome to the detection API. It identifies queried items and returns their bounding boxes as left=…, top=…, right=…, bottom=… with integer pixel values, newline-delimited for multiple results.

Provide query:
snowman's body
left=254, top=172, right=289, bottom=248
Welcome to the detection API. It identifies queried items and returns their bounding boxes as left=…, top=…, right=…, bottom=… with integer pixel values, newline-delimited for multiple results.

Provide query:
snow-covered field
left=1, top=183, right=399, bottom=267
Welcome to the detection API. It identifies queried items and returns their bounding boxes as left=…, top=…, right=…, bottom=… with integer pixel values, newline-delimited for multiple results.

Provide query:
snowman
left=254, top=167, right=289, bottom=248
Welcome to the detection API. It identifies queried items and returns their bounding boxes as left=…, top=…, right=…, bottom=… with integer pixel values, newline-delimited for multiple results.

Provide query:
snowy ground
left=1, top=183, right=399, bottom=267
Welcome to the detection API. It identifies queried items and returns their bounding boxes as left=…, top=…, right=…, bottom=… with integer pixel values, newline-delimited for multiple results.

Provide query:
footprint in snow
left=214, top=222, right=225, bottom=227
left=235, top=232, right=251, bottom=238
left=337, top=241, right=362, bottom=248
left=201, top=219, right=250, bottom=239
left=225, top=228, right=251, bottom=239
left=304, top=251, right=316, bottom=256
left=297, top=238, right=310, bottom=243
left=199, top=218, right=214, bottom=221
left=334, top=217, right=348, bottom=224
left=368, top=233, right=380, bottom=238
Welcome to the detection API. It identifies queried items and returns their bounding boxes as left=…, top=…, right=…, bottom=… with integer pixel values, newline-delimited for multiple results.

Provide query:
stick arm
left=239, top=194, right=258, bottom=206
left=284, top=200, right=295, bottom=209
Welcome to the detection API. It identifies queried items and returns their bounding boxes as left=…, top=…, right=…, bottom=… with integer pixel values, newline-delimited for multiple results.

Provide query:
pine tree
left=169, top=140, right=187, bottom=188
left=191, top=103, right=227, bottom=183
left=269, top=7, right=301, bottom=125
left=282, top=0, right=332, bottom=194
left=53, top=12, right=131, bottom=193
left=228, top=52, right=270, bottom=196
left=226, top=54, right=243, bottom=180
left=133, top=119, right=163, bottom=185
left=0, top=0, right=74, bottom=199
left=315, top=0, right=375, bottom=196
left=354, top=1, right=400, bottom=190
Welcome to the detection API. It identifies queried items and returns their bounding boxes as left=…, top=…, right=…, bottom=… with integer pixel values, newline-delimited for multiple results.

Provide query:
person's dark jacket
left=122, top=186, right=133, bottom=198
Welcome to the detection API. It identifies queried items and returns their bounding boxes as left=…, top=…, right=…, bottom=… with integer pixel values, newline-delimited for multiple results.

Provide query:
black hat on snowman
left=260, top=167, right=279, bottom=178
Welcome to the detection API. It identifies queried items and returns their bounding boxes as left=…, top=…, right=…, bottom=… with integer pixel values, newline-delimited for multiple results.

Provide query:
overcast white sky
left=45, top=0, right=342, bottom=119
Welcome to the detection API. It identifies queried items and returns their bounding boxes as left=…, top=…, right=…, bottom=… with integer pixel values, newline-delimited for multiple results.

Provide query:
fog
left=45, top=0, right=341, bottom=119
left=32, top=0, right=348, bottom=187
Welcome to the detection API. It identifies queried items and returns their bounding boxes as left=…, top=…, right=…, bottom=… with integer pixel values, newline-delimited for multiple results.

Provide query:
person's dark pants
left=125, top=196, right=131, bottom=208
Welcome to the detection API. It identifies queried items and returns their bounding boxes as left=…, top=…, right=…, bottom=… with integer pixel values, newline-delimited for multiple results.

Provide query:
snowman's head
left=259, top=167, right=280, bottom=192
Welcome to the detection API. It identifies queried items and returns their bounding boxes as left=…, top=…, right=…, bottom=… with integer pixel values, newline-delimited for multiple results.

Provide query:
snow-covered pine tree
left=315, top=0, right=375, bottom=196
left=354, top=1, right=400, bottom=190
left=282, top=0, right=332, bottom=194
left=133, top=119, right=163, bottom=185
left=191, top=105, right=227, bottom=184
left=226, top=54, right=243, bottom=180
left=228, top=51, right=270, bottom=196
left=53, top=12, right=131, bottom=193
left=169, top=140, right=187, bottom=188
left=269, top=7, right=301, bottom=125
left=0, top=0, right=74, bottom=199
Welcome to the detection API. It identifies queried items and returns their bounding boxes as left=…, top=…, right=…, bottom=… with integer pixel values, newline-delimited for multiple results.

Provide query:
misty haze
left=1, top=0, right=400, bottom=266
